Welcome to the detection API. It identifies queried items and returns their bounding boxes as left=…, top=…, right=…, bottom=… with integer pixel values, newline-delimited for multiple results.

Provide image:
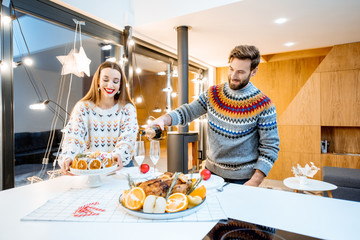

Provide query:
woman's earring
left=117, top=90, right=120, bottom=94
left=98, top=87, right=100, bottom=92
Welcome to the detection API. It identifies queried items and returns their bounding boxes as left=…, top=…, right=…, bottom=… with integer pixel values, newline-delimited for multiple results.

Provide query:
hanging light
left=162, top=87, right=172, bottom=92
left=29, top=99, right=70, bottom=115
left=128, top=39, right=135, bottom=46
left=135, top=67, right=142, bottom=74
left=171, top=92, right=177, bottom=97
left=0, top=61, right=8, bottom=70
left=157, top=71, right=166, bottom=76
left=152, top=107, right=162, bottom=113
left=23, top=57, right=33, bottom=66
left=172, top=70, right=178, bottom=77
left=136, top=96, right=143, bottom=103
left=2, top=16, right=13, bottom=25
left=29, top=102, right=46, bottom=110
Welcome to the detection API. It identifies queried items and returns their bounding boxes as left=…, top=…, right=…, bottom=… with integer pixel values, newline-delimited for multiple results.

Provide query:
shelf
left=322, top=153, right=360, bottom=157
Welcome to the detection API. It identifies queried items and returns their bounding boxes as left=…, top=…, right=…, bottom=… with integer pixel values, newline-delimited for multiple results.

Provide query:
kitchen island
left=0, top=174, right=359, bottom=240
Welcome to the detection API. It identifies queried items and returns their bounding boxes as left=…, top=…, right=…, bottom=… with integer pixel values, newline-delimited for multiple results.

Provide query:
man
left=150, top=45, right=280, bottom=187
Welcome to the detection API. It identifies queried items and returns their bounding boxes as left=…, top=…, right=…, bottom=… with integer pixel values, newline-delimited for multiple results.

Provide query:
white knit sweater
left=58, top=101, right=138, bottom=167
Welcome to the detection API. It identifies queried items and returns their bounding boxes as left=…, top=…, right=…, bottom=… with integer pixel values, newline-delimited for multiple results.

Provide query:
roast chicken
left=137, top=172, right=191, bottom=197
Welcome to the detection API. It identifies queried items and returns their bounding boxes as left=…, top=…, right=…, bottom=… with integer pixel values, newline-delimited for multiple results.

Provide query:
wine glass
left=150, top=140, right=160, bottom=176
left=134, top=141, right=145, bottom=175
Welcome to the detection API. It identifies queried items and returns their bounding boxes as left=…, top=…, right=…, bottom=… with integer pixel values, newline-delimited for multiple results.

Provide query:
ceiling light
left=274, top=18, right=288, bottom=24
left=162, top=87, right=172, bottom=92
left=23, top=57, right=33, bottom=66
left=135, top=68, right=142, bottom=74
left=284, top=42, right=295, bottom=47
left=106, top=57, right=116, bottom=62
left=101, top=44, right=112, bottom=50
left=136, top=97, right=143, bottom=103
left=157, top=71, right=166, bottom=76
left=152, top=107, right=162, bottom=113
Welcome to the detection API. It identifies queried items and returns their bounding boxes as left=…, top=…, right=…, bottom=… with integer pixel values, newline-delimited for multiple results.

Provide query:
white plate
left=118, top=195, right=206, bottom=220
left=69, top=165, right=117, bottom=176
left=116, top=166, right=161, bottom=180
left=186, top=173, right=224, bottom=190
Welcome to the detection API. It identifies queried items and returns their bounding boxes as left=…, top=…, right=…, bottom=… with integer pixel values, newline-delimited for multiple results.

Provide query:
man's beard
left=228, top=72, right=251, bottom=90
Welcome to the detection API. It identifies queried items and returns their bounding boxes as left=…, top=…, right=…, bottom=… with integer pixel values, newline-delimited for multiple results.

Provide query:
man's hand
left=149, top=114, right=172, bottom=130
left=244, top=169, right=266, bottom=187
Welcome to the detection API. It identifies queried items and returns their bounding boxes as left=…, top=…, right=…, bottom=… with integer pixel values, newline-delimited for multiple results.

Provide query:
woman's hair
left=81, top=61, right=134, bottom=107
left=228, top=45, right=261, bottom=71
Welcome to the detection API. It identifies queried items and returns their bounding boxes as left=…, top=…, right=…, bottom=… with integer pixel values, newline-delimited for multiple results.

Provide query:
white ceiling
left=58, top=0, right=360, bottom=67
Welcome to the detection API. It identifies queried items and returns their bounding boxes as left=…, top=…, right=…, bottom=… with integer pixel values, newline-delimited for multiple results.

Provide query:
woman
left=58, top=61, right=138, bottom=174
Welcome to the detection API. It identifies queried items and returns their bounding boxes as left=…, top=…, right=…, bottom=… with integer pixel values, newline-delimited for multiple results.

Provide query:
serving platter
left=185, top=173, right=224, bottom=190
left=118, top=195, right=206, bottom=220
left=70, top=165, right=117, bottom=176
left=69, top=165, right=117, bottom=187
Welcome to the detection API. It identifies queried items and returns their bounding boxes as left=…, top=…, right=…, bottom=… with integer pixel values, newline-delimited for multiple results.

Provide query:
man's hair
left=228, top=45, right=261, bottom=71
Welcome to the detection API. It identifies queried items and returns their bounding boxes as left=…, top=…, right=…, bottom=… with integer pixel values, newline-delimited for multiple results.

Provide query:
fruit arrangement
left=70, top=151, right=115, bottom=170
left=120, top=172, right=206, bottom=214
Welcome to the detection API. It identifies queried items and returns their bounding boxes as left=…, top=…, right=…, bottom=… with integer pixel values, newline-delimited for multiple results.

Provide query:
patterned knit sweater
left=58, top=101, right=138, bottom=167
left=168, top=82, right=280, bottom=179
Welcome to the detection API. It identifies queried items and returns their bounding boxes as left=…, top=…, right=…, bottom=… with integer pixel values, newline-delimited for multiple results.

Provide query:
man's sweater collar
left=223, top=81, right=254, bottom=96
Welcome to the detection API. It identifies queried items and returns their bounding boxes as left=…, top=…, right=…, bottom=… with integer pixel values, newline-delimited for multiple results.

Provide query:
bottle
left=139, top=125, right=166, bottom=140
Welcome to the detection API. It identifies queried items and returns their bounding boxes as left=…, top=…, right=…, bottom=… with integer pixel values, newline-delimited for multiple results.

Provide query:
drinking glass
left=150, top=140, right=160, bottom=175
left=134, top=141, right=145, bottom=174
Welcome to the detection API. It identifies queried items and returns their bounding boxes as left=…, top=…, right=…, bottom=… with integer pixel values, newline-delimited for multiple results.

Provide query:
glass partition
left=13, top=11, right=109, bottom=187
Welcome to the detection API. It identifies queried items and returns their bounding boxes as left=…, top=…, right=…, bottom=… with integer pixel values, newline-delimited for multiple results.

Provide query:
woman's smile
left=104, top=88, right=115, bottom=94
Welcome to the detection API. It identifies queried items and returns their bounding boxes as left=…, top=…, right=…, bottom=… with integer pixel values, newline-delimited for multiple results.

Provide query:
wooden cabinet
left=320, top=70, right=360, bottom=126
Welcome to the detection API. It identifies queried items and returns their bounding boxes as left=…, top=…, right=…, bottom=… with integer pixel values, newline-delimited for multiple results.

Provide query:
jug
left=321, top=140, right=328, bottom=153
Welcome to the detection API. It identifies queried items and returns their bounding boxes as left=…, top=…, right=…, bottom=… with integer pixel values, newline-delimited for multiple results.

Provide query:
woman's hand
left=112, top=153, right=123, bottom=171
left=61, top=158, right=75, bottom=176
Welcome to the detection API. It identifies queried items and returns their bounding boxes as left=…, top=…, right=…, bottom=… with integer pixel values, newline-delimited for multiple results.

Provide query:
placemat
left=21, top=183, right=227, bottom=223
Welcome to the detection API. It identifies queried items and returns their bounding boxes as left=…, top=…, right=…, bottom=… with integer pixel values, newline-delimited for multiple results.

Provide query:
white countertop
left=1, top=175, right=359, bottom=240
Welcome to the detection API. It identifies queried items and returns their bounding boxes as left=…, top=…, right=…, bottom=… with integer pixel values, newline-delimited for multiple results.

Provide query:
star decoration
left=74, top=47, right=91, bottom=77
left=57, top=47, right=91, bottom=77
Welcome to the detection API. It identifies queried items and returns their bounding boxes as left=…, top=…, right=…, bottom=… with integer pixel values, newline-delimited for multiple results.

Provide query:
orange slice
left=77, top=159, right=88, bottom=170
left=71, top=159, right=78, bottom=169
left=120, top=190, right=129, bottom=205
left=189, top=185, right=206, bottom=200
left=165, top=193, right=188, bottom=213
left=89, top=159, right=101, bottom=169
left=94, top=150, right=101, bottom=157
left=124, top=187, right=146, bottom=210
left=102, top=158, right=113, bottom=168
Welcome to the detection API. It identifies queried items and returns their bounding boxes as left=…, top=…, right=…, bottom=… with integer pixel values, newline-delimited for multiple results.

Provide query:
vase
left=298, top=176, right=308, bottom=185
